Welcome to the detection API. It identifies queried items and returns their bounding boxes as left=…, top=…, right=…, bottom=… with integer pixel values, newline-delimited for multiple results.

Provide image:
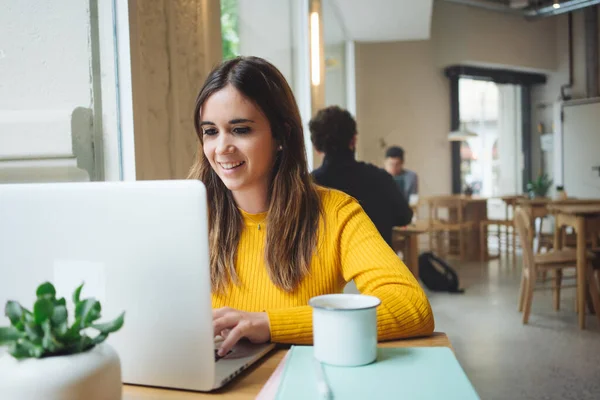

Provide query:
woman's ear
left=349, top=134, right=358, bottom=151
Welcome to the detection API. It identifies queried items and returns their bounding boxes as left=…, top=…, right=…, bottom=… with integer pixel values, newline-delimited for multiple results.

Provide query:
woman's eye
left=233, top=127, right=250, bottom=135
left=203, top=128, right=217, bottom=136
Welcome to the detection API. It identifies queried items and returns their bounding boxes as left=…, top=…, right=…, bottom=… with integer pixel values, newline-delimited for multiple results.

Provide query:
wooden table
left=549, top=204, right=600, bottom=329
left=122, top=333, right=452, bottom=399
left=392, top=221, right=428, bottom=280
left=500, top=195, right=526, bottom=220
left=518, top=198, right=600, bottom=252
left=462, top=197, right=489, bottom=261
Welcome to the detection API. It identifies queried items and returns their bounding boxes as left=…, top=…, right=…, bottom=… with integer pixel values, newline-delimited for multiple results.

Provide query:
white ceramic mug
left=309, top=293, right=381, bottom=367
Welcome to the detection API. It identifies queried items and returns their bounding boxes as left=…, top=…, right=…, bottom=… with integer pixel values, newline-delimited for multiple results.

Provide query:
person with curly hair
left=310, top=106, right=413, bottom=246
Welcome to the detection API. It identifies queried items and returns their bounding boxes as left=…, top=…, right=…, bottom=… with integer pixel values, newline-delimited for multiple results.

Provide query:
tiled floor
left=427, top=257, right=600, bottom=400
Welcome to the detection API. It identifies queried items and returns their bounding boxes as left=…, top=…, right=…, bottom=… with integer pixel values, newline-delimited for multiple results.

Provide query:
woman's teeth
left=220, top=161, right=245, bottom=170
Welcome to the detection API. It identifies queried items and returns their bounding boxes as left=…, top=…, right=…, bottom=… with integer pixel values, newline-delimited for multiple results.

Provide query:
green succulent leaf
left=13, top=320, right=25, bottom=332
left=76, top=299, right=101, bottom=327
left=54, top=321, right=68, bottom=337
left=59, top=321, right=82, bottom=344
left=0, top=326, right=25, bottom=345
left=51, top=305, right=68, bottom=326
left=5, top=301, right=23, bottom=326
left=41, top=320, right=63, bottom=353
left=23, top=310, right=34, bottom=324
left=8, top=342, right=32, bottom=359
left=24, top=321, right=43, bottom=343
left=92, top=333, right=108, bottom=346
left=36, top=282, right=56, bottom=299
left=19, top=340, right=44, bottom=358
left=88, top=301, right=102, bottom=324
left=4, top=301, right=23, bottom=325
left=73, top=283, right=84, bottom=305
left=55, top=297, right=66, bottom=307
left=33, top=298, right=54, bottom=325
left=78, top=335, right=94, bottom=353
left=92, top=312, right=125, bottom=334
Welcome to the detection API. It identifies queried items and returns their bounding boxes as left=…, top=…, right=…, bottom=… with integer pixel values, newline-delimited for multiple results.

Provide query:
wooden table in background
left=549, top=203, right=600, bottom=329
left=500, top=195, right=526, bottom=219
left=518, top=198, right=600, bottom=252
left=122, top=333, right=452, bottom=400
left=461, top=197, right=488, bottom=261
left=393, top=221, right=428, bottom=280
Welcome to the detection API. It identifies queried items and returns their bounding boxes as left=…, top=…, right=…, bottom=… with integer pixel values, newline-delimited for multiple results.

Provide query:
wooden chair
left=480, top=197, right=525, bottom=262
left=427, top=197, right=474, bottom=262
left=480, top=219, right=516, bottom=262
left=514, top=207, right=600, bottom=324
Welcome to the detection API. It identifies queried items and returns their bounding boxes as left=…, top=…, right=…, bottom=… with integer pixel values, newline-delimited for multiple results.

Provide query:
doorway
left=458, top=78, right=523, bottom=203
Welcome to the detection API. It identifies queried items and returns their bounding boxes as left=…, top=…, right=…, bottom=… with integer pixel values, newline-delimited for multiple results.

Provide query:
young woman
left=189, top=56, right=434, bottom=356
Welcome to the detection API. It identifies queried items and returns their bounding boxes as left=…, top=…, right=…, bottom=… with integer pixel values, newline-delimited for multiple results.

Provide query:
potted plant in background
left=0, top=282, right=125, bottom=400
left=526, top=173, right=553, bottom=199
left=463, top=184, right=474, bottom=197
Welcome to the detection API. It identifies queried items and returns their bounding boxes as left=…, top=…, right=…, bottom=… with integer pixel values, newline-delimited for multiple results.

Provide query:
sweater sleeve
left=266, top=306, right=313, bottom=344
left=265, top=193, right=434, bottom=344
left=337, top=197, right=434, bottom=340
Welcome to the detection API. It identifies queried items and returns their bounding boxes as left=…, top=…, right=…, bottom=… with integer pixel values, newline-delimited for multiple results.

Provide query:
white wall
left=238, top=0, right=294, bottom=83
left=324, top=44, right=347, bottom=109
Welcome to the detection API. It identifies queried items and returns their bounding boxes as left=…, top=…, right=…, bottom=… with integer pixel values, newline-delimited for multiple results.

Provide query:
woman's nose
left=215, top=135, right=235, bottom=155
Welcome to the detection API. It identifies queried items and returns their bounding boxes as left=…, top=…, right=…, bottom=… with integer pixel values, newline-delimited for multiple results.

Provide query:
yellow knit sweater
left=211, top=186, right=435, bottom=343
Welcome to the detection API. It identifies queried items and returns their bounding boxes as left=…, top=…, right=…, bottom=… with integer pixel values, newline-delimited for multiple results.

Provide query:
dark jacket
left=311, top=149, right=413, bottom=246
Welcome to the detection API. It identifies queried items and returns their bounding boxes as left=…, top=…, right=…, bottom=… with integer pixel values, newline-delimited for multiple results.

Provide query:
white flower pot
left=0, top=343, right=122, bottom=400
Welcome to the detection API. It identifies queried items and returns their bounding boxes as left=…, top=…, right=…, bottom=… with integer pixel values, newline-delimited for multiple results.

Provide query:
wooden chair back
left=427, top=196, right=465, bottom=224
left=514, top=207, right=535, bottom=272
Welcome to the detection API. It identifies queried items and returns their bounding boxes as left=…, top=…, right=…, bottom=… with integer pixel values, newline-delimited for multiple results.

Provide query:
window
left=220, top=0, right=239, bottom=60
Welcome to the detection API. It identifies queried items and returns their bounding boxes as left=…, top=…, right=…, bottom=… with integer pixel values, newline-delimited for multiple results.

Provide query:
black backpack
left=418, top=252, right=464, bottom=293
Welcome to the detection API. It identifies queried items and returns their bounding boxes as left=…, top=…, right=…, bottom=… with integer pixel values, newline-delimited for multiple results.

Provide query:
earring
left=278, top=145, right=283, bottom=151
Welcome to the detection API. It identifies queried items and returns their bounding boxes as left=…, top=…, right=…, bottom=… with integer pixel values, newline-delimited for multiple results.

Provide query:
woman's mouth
left=218, top=161, right=245, bottom=170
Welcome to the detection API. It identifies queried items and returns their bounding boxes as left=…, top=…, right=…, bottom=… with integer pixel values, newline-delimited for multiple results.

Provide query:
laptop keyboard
left=214, top=348, right=233, bottom=362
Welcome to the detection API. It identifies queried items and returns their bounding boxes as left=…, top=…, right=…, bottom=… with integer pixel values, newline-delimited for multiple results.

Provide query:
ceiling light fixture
left=310, top=12, right=320, bottom=86
left=448, top=123, right=478, bottom=142
left=553, top=0, right=561, bottom=9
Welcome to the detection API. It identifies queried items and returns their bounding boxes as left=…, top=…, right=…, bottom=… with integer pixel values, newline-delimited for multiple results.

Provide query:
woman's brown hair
left=188, top=56, right=321, bottom=293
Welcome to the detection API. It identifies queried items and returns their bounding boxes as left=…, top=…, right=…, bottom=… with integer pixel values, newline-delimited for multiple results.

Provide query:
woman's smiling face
left=200, top=84, right=278, bottom=201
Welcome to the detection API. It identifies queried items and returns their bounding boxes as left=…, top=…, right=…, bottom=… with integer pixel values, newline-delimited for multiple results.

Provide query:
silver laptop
left=0, top=180, right=275, bottom=391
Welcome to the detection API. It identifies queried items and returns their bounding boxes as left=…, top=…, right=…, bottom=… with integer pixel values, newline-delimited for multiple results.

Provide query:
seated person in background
left=189, top=57, right=434, bottom=357
left=309, top=106, right=413, bottom=246
left=385, top=146, right=419, bottom=201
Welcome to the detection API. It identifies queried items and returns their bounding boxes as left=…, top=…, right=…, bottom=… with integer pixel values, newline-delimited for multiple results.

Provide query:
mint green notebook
left=275, top=346, right=479, bottom=400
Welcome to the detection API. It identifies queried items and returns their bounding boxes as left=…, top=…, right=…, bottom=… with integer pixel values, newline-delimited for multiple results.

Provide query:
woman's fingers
left=212, top=309, right=271, bottom=357
left=218, top=320, right=250, bottom=356
left=212, top=307, right=232, bottom=319
left=213, top=312, right=240, bottom=336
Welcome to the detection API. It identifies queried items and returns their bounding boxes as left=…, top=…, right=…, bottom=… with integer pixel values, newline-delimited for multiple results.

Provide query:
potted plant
left=526, top=173, right=553, bottom=199
left=0, top=282, right=125, bottom=400
left=463, top=184, right=474, bottom=197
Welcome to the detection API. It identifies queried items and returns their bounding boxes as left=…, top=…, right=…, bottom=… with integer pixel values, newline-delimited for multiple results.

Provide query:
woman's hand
left=213, top=307, right=271, bottom=356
